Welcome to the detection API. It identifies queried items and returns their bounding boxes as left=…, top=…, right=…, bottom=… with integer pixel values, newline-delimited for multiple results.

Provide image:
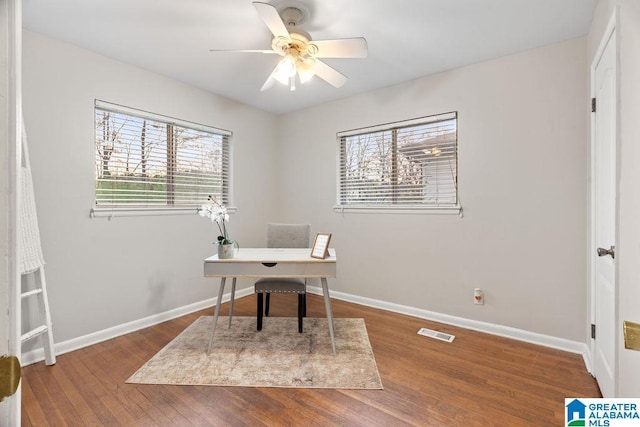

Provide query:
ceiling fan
left=210, top=1, right=368, bottom=91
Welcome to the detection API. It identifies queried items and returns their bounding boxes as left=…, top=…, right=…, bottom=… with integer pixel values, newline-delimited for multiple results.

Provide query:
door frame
left=589, top=10, right=619, bottom=395
left=0, top=0, right=22, bottom=425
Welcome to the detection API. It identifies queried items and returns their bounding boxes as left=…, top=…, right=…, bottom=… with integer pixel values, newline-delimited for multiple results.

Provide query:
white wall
left=588, top=0, right=640, bottom=397
left=22, top=29, right=592, bottom=354
left=21, top=30, right=279, bottom=344
left=278, top=38, right=589, bottom=342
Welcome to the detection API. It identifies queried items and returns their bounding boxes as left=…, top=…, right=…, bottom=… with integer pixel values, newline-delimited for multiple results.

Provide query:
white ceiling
left=22, top=0, right=596, bottom=115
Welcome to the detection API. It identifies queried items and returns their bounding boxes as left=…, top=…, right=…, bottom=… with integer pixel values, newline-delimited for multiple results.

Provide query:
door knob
left=597, top=245, right=615, bottom=259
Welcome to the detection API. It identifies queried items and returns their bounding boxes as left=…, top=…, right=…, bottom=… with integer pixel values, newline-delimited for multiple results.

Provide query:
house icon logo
left=566, top=399, right=587, bottom=426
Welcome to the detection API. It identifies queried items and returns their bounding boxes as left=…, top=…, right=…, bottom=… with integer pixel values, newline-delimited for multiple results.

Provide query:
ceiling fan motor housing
left=271, top=28, right=315, bottom=57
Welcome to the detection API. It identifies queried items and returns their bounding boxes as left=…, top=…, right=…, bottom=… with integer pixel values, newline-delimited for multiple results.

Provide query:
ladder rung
left=21, top=325, right=49, bottom=342
left=21, top=267, right=56, bottom=365
left=21, top=289, right=43, bottom=299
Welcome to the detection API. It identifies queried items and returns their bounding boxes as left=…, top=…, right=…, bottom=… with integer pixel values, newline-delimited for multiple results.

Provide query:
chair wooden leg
left=257, top=293, right=263, bottom=331
left=297, top=293, right=304, bottom=333
left=265, top=293, right=271, bottom=316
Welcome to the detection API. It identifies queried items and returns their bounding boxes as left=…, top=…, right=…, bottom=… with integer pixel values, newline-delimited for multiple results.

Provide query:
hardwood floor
left=21, top=294, right=601, bottom=426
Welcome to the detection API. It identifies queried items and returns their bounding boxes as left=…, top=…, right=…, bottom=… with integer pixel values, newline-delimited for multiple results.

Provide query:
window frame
left=335, top=112, right=460, bottom=215
left=91, top=100, right=233, bottom=218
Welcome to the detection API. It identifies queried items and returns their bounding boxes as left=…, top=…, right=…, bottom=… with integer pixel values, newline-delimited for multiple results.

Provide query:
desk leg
left=321, top=277, right=336, bottom=355
left=207, top=277, right=226, bottom=355
left=228, top=277, right=237, bottom=329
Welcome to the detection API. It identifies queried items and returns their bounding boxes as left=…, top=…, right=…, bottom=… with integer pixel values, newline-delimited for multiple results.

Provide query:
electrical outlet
left=474, top=288, right=484, bottom=305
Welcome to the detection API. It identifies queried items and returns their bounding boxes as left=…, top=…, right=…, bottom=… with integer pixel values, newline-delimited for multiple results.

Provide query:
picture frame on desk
left=311, top=233, right=332, bottom=259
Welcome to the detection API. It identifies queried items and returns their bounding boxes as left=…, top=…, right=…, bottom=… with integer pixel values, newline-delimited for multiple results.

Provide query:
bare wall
left=277, top=37, right=588, bottom=341
left=21, top=30, right=279, bottom=344
left=21, top=29, right=591, bottom=349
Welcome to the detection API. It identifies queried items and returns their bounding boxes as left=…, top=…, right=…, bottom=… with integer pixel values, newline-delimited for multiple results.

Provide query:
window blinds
left=337, top=112, right=457, bottom=207
left=94, top=101, right=231, bottom=209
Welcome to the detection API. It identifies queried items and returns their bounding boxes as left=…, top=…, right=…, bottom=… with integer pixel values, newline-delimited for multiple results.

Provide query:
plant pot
left=217, top=242, right=237, bottom=259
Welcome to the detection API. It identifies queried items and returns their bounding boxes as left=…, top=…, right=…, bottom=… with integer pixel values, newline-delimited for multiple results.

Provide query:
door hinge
left=591, top=323, right=596, bottom=339
left=592, top=97, right=597, bottom=113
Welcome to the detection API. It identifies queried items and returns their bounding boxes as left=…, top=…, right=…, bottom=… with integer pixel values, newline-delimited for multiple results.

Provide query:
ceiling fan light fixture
left=298, top=68, right=314, bottom=84
left=297, top=58, right=316, bottom=83
left=273, top=54, right=298, bottom=84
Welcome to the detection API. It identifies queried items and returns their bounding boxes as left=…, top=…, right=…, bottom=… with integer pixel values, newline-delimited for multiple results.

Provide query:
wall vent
left=417, top=328, right=455, bottom=343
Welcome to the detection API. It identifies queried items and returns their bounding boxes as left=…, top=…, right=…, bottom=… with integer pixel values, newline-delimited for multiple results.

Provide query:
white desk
left=203, top=248, right=337, bottom=354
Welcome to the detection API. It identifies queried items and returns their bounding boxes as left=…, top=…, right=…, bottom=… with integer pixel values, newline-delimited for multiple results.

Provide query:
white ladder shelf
left=20, top=122, right=56, bottom=366
left=21, top=267, right=56, bottom=365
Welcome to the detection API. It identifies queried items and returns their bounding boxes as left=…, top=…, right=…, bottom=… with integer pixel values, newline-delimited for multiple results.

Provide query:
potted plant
left=198, top=196, right=238, bottom=259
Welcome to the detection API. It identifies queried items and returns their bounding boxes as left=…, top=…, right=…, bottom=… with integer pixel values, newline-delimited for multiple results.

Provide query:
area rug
left=126, top=316, right=383, bottom=389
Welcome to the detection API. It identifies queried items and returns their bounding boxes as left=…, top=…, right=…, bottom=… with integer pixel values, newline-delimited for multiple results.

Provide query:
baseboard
left=23, top=285, right=591, bottom=372
left=582, top=345, right=594, bottom=375
left=20, top=287, right=255, bottom=366
left=307, top=286, right=591, bottom=360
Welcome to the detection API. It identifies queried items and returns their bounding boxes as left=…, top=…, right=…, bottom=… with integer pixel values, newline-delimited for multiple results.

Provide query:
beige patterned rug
left=127, top=316, right=383, bottom=389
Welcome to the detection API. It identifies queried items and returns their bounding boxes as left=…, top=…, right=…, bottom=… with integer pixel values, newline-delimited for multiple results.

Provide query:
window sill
left=333, top=205, right=462, bottom=216
left=90, top=206, right=238, bottom=219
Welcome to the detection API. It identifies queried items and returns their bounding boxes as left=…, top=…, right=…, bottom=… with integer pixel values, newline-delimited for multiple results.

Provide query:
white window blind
left=93, top=101, right=231, bottom=212
left=337, top=112, right=458, bottom=210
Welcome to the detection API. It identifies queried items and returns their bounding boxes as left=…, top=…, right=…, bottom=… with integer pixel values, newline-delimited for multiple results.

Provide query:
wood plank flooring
left=21, top=294, right=601, bottom=426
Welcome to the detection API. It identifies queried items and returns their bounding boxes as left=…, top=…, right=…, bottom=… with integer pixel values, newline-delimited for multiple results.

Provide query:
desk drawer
left=204, top=261, right=336, bottom=278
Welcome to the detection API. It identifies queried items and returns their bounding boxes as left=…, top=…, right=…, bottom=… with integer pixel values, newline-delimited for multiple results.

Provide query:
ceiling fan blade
left=313, top=59, right=347, bottom=88
left=310, top=38, right=368, bottom=58
left=209, top=49, right=278, bottom=54
left=260, top=65, right=280, bottom=91
left=252, top=1, right=290, bottom=40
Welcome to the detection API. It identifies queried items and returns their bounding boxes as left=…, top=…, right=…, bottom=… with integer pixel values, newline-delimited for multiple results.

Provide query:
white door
left=592, top=26, right=617, bottom=398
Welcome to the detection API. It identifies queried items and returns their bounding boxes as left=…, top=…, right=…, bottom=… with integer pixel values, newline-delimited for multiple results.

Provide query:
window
left=337, top=112, right=458, bottom=212
left=93, top=100, right=231, bottom=214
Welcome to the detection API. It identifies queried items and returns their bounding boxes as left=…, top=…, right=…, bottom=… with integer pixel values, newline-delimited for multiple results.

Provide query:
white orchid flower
left=197, top=197, right=232, bottom=244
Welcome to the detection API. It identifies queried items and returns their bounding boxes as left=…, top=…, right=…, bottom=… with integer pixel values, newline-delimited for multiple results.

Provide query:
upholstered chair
left=255, top=223, right=310, bottom=333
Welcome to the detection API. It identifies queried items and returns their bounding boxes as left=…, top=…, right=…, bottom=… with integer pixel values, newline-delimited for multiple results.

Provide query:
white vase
left=217, top=242, right=236, bottom=259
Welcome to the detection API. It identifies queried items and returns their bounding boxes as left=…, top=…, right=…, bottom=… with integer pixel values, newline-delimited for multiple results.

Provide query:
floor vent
left=417, top=328, right=455, bottom=343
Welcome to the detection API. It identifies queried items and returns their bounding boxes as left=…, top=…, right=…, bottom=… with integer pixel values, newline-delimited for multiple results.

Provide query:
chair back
left=266, top=223, right=310, bottom=248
